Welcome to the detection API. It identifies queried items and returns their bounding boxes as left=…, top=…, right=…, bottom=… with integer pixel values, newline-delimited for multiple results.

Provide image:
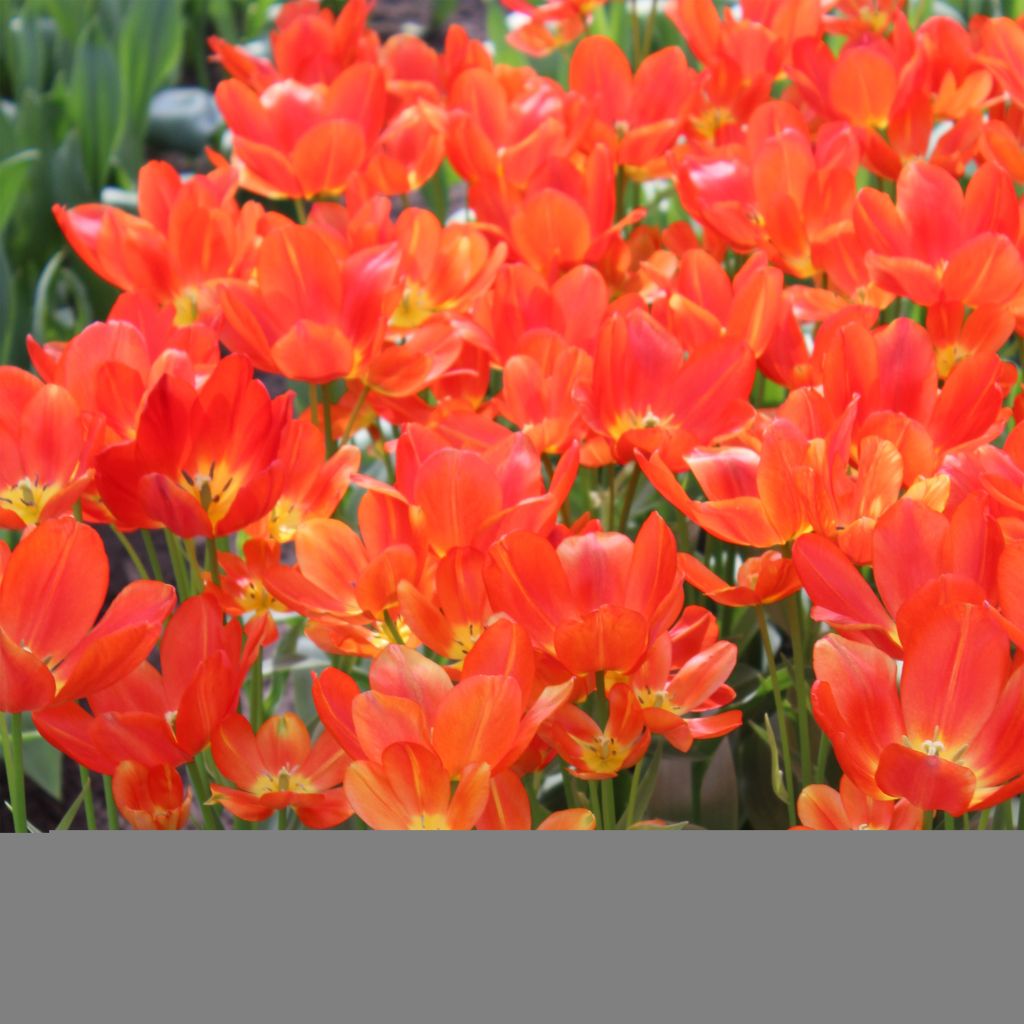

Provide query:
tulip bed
left=3, top=0, right=1024, bottom=832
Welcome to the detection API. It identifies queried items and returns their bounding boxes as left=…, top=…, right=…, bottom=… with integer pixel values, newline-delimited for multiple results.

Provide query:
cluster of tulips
left=4, top=0, right=1024, bottom=831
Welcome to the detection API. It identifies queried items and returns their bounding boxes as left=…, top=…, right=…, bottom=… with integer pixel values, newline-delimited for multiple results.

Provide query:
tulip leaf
left=0, top=148, right=41, bottom=234
left=67, top=24, right=122, bottom=191
left=55, top=788, right=87, bottom=831
left=22, top=729, right=63, bottom=800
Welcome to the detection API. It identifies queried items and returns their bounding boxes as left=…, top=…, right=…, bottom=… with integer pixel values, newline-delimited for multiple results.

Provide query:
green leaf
left=0, top=148, right=41, bottom=233
left=55, top=788, right=87, bottom=831
left=67, top=23, right=122, bottom=191
left=116, top=0, right=185, bottom=174
left=0, top=241, right=14, bottom=363
left=3, top=13, right=53, bottom=95
left=22, top=728, right=63, bottom=800
left=752, top=713, right=789, bottom=805
left=42, top=0, right=100, bottom=42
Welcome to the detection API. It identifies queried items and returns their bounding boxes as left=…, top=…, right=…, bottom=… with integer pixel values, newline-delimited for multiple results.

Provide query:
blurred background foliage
left=0, top=0, right=276, bottom=367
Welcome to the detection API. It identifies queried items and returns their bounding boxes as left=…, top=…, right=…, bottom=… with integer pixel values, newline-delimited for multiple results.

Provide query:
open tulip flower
left=792, top=776, right=922, bottom=832
left=0, top=518, right=175, bottom=714
left=209, top=713, right=352, bottom=828
left=812, top=604, right=1024, bottom=815
left=95, top=355, right=291, bottom=538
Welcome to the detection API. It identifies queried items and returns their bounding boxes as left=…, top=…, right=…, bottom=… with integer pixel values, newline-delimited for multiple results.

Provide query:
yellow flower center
left=251, top=767, right=315, bottom=796
left=180, top=462, right=240, bottom=527
left=0, top=477, right=59, bottom=526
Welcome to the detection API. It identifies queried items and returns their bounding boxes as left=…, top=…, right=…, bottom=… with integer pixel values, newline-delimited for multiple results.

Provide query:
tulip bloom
left=0, top=369, right=101, bottom=529
left=575, top=309, right=755, bottom=470
left=218, top=224, right=402, bottom=385
left=486, top=513, right=685, bottom=679
left=624, top=629, right=741, bottom=753
left=544, top=683, right=649, bottom=780
left=812, top=605, right=1024, bottom=815
left=854, top=162, right=1024, bottom=308
left=501, top=1, right=609, bottom=56
left=792, top=777, right=921, bottom=831
left=34, top=594, right=253, bottom=772
left=209, top=713, right=353, bottom=828
left=680, top=551, right=801, bottom=607
left=569, top=36, right=696, bottom=176
left=346, top=743, right=491, bottom=830
left=213, top=63, right=386, bottom=199
left=27, top=294, right=221, bottom=446
left=54, top=162, right=273, bottom=325
left=313, top=640, right=573, bottom=777
left=793, top=495, right=1000, bottom=656
left=112, top=762, right=192, bottom=831
left=0, top=518, right=175, bottom=714
left=95, top=355, right=291, bottom=538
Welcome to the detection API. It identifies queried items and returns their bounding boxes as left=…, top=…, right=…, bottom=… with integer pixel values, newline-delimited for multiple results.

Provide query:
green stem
left=922, top=809, right=935, bottom=831
left=278, top=808, right=288, bottom=831
left=321, top=384, right=336, bottom=456
left=601, top=778, right=616, bottom=832
left=382, top=609, right=405, bottom=645
left=606, top=466, right=616, bottom=531
left=248, top=659, right=265, bottom=732
left=141, top=530, right=164, bottom=582
left=103, top=775, right=119, bottom=830
left=624, top=759, right=643, bottom=828
left=184, top=538, right=204, bottom=593
left=978, top=808, right=990, bottom=831
left=617, top=461, right=641, bottom=532
left=205, top=536, right=221, bottom=586
left=340, top=387, right=368, bottom=445
left=164, top=529, right=192, bottom=598
left=1, top=712, right=28, bottom=833
left=755, top=605, right=796, bottom=825
left=111, top=528, right=150, bottom=581
left=187, top=759, right=223, bottom=830
left=813, top=734, right=831, bottom=785
left=308, top=382, right=320, bottom=428
left=784, top=595, right=813, bottom=789
left=588, top=780, right=603, bottom=830
left=79, top=765, right=97, bottom=830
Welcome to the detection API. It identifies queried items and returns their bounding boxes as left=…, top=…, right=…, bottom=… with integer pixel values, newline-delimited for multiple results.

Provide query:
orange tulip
left=544, top=683, right=649, bottom=780
left=27, top=294, right=220, bottom=446
left=112, top=761, right=192, bottom=831
left=854, top=161, right=1024, bottom=308
left=54, top=162, right=274, bottom=325
left=485, top=512, right=684, bottom=678
left=792, top=776, right=921, bottom=831
left=575, top=308, right=755, bottom=470
left=213, top=63, right=385, bottom=199
left=569, top=36, right=697, bottom=177
left=95, top=354, right=291, bottom=538
left=34, top=594, right=252, bottom=771
left=680, top=550, right=801, bottom=607
left=346, top=742, right=491, bottom=830
left=501, top=0, right=608, bottom=57
left=0, top=518, right=174, bottom=713
left=209, top=713, right=352, bottom=828
left=208, top=0, right=379, bottom=92
left=0, top=368, right=101, bottom=529
left=812, top=604, right=1024, bottom=815
left=218, top=223, right=401, bottom=385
